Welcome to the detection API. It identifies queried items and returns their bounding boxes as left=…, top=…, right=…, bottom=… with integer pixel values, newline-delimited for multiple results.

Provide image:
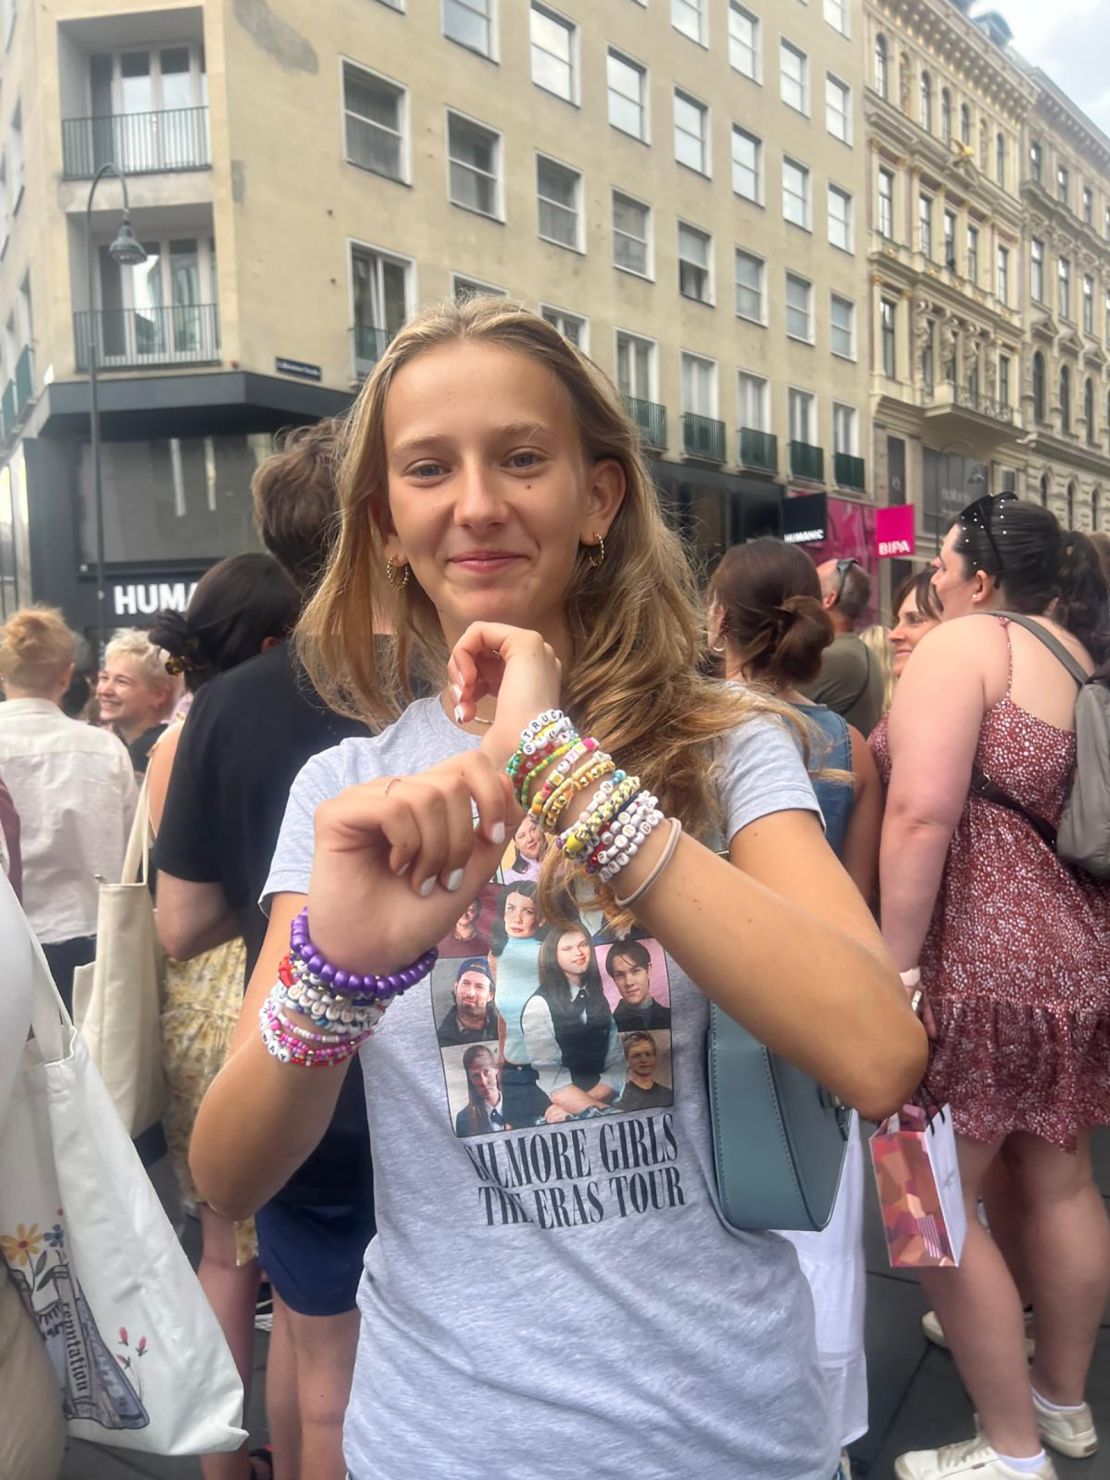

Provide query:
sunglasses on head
left=958, top=492, right=1017, bottom=575
left=834, top=557, right=862, bottom=607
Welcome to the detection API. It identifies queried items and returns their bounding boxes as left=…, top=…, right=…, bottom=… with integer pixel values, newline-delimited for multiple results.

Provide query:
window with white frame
left=678, top=223, right=713, bottom=303
left=536, top=155, right=582, bottom=249
left=616, top=330, right=656, bottom=400
left=943, top=210, right=956, bottom=268
left=447, top=112, right=500, bottom=217
left=530, top=4, right=575, bottom=103
left=671, top=0, right=706, bottom=46
left=782, top=158, right=810, bottom=229
left=453, top=274, right=506, bottom=303
left=738, top=371, right=769, bottom=432
left=734, top=248, right=764, bottom=322
left=788, top=387, right=815, bottom=444
left=607, top=50, right=647, bottom=140
left=826, top=75, right=850, bottom=143
left=541, top=304, right=587, bottom=349
left=780, top=41, right=808, bottom=114
left=444, top=0, right=494, bottom=58
left=731, top=126, right=762, bottom=202
left=832, top=403, right=857, bottom=455
left=342, top=63, right=406, bottom=182
left=1031, top=238, right=1044, bottom=302
left=612, top=190, right=651, bottom=276
left=1059, top=255, right=1072, bottom=319
left=999, top=354, right=1011, bottom=407
left=830, top=294, right=855, bottom=359
left=880, top=297, right=897, bottom=377
left=1084, top=274, right=1094, bottom=334
left=351, top=243, right=411, bottom=371
left=824, top=0, right=849, bottom=35
left=918, top=194, right=934, bottom=258
left=827, top=184, right=852, bottom=251
left=681, top=352, right=717, bottom=416
left=967, top=223, right=979, bottom=282
left=728, top=3, right=759, bottom=80
left=674, top=90, right=709, bottom=174
left=878, top=167, right=894, bottom=239
left=785, top=272, right=813, bottom=342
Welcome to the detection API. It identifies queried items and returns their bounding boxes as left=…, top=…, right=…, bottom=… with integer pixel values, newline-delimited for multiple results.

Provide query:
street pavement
left=61, top=1133, right=1110, bottom=1479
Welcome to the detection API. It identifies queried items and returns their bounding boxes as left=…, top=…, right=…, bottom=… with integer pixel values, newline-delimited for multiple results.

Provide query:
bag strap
left=970, top=767, right=1058, bottom=851
left=121, top=770, right=153, bottom=886
left=26, top=918, right=70, bottom=1064
left=992, top=611, right=1089, bottom=687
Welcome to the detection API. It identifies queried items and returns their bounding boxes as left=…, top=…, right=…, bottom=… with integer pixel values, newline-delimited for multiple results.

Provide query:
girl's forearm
left=879, top=811, right=953, bottom=970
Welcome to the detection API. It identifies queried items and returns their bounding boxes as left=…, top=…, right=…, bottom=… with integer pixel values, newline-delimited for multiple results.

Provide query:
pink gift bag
left=869, top=1104, right=967, bottom=1268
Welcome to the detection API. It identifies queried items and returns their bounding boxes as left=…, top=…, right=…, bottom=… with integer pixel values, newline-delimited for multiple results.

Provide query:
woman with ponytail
left=875, top=495, right=1110, bottom=1480
left=707, top=536, right=880, bottom=1465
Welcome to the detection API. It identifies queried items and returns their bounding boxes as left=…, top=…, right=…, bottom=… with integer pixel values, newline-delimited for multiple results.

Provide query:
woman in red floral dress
left=873, top=495, right=1110, bottom=1480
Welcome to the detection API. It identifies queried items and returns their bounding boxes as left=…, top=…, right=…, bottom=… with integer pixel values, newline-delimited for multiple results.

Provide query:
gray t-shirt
left=264, top=696, right=836, bottom=1480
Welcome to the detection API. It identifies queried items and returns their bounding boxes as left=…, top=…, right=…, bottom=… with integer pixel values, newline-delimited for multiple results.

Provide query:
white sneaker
left=1032, top=1390, right=1098, bottom=1458
left=895, top=1436, right=1057, bottom=1479
left=922, top=1308, right=1035, bottom=1359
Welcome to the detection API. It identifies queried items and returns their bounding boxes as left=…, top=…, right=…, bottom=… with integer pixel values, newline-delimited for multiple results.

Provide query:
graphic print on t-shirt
left=430, top=867, right=674, bottom=1143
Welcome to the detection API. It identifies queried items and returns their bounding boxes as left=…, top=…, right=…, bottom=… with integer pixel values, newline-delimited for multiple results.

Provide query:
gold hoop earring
left=586, top=534, right=605, bottom=570
left=385, top=558, right=411, bottom=592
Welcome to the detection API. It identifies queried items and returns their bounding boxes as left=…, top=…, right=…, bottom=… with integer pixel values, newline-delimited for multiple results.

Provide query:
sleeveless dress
left=869, top=617, right=1110, bottom=1150
left=781, top=703, right=868, bottom=1451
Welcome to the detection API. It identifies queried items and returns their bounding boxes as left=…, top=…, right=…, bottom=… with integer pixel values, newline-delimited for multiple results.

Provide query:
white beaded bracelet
left=598, top=803, right=666, bottom=884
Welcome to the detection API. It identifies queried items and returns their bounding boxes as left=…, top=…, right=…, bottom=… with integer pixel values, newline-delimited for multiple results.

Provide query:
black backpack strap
left=992, top=611, right=1089, bottom=687
left=970, top=768, right=1058, bottom=851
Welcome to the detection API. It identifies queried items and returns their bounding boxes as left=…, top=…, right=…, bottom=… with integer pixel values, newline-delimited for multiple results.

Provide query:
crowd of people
left=0, top=296, right=1107, bottom=1480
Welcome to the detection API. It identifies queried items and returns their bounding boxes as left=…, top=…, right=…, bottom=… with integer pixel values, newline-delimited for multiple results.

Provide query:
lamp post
left=85, top=163, right=147, bottom=664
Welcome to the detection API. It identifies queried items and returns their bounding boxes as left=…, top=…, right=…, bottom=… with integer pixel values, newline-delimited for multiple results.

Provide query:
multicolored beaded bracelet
left=543, top=755, right=617, bottom=828
left=527, top=737, right=599, bottom=816
left=586, top=790, right=660, bottom=875
left=559, top=773, right=642, bottom=859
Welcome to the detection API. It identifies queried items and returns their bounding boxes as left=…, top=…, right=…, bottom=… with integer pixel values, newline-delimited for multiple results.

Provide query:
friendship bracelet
left=289, top=912, right=438, bottom=1003
left=516, top=733, right=581, bottom=806
left=559, top=774, right=642, bottom=858
left=526, top=737, right=597, bottom=815
left=587, top=791, right=660, bottom=876
left=542, top=755, right=616, bottom=829
left=259, top=993, right=377, bottom=1067
left=598, top=805, right=666, bottom=884
left=614, top=818, right=684, bottom=909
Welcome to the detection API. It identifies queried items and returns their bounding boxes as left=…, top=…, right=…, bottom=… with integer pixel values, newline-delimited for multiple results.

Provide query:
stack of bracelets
left=262, top=709, right=682, bottom=1068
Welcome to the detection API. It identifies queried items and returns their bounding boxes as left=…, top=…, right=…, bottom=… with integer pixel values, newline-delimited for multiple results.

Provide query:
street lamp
left=85, top=163, right=147, bottom=663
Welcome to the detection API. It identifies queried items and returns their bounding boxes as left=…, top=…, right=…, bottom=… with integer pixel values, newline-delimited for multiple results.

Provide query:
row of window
left=1030, top=239, right=1110, bottom=343
left=1029, top=141, right=1110, bottom=240
left=351, top=241, right=859, bottom=455
left=1031, top=354, right=1110, bottom=447
left=379, top=0, right=851, bottom=72
left=875, top=165, right=1015, bottom=307
left=873, top=33, right=1013, bottom=191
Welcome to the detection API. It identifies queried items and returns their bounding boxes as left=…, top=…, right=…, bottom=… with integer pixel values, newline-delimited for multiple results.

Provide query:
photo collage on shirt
left=433, top=815, right=674, bottom=1138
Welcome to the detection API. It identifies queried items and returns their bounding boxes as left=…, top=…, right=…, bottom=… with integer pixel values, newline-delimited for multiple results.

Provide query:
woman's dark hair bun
left=710, top=539, right=834, bottom=688
left=147, top=608, right=197, bottom=661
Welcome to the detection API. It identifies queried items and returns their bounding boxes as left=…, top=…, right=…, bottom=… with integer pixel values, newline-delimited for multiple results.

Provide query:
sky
left=981, top=0, right=1110, bottom=138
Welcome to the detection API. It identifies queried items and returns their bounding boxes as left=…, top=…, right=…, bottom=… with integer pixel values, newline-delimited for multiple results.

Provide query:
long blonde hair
left=299, top=299, right=795, bottom=900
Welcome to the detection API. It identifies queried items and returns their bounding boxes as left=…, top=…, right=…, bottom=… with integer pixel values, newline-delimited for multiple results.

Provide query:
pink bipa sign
left=875, top=504, right=916, bottom=560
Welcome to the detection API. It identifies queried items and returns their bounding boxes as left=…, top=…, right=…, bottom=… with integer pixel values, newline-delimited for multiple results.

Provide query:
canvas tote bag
left=0, top=910, right=246, bottom=1455
left=72, top=769, right=165, bottom=1138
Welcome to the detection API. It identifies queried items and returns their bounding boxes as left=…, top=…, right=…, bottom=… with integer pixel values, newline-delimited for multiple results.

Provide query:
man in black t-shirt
left=154, top=422, right=372, bottom=1479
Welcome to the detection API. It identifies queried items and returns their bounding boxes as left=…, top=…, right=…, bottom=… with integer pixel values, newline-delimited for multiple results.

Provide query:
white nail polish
left=454, top=704, right=465, bottom=724
left=451, top=682, right=462, bottom=703
left=419, top=876, right=436, bottom=898
left=491, top=822, right=506, bottom=845
left=445, top=868, right=465, bottom=892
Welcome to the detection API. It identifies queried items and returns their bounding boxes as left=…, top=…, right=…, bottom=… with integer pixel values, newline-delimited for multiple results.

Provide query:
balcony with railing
left=682, top=413, right=725, bottom=463
left=62, top=107, right=211, bottom=179
left=833, top=452, right=866, bottom=491
left=789, top=441, right=825, bottom=482
left=924, top=378, right=1016, bottom=429
left=74, top=304, right=220, bottom=370
left=623, top=395, right=667, bottom=451
left=739, top=427, right=778, bottom=474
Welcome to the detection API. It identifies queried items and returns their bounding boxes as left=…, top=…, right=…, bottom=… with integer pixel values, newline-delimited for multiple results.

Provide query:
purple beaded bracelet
left=290, top=908, right=438, bottom=1003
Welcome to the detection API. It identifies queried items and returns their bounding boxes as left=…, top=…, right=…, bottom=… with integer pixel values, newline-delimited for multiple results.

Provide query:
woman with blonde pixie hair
left=0, top=606, right=136, bottom=1007
left=97, top=627, right=180, bottom=774
left=192, top=299, right=924, bottom=1480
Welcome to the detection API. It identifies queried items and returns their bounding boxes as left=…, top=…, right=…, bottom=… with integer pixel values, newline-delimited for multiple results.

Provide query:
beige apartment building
left=864, top=0, right=1035, bottom=566
left=0, top=0, right=874, bottom=632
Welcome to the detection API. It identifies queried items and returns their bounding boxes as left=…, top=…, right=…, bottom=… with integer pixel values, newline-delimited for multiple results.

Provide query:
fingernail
left=419, top=877, right=436, bottom=898
left=395, top=858, right=412, bottom=876
left=451, top=682, right=462, bottom=703
left=454, top=704, right=465, bottom=724
left=490, top=821, right=506, bottom=845
left=444, top=868, right=465, bottom=892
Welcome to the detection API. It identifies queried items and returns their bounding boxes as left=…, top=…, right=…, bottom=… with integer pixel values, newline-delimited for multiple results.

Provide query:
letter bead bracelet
left=506, top=711, right=673, bottom=897
left=260, top=909, right=439, bottom=1068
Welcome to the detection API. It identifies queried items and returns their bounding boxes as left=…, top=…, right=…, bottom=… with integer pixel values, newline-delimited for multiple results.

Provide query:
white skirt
left=778, top=1114, right=869, bottom=1448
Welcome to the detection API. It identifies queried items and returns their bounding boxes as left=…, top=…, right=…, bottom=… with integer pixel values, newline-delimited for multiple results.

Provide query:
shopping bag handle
left=121, top=770, right=153, bottom=887
left=25, top=918, right=72, bottom=1064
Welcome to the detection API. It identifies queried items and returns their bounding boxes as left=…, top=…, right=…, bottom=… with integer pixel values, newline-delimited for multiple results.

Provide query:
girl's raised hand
left=448, top=623, right=563, bottom=770
left=307, top=750, right=517, bottom=976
